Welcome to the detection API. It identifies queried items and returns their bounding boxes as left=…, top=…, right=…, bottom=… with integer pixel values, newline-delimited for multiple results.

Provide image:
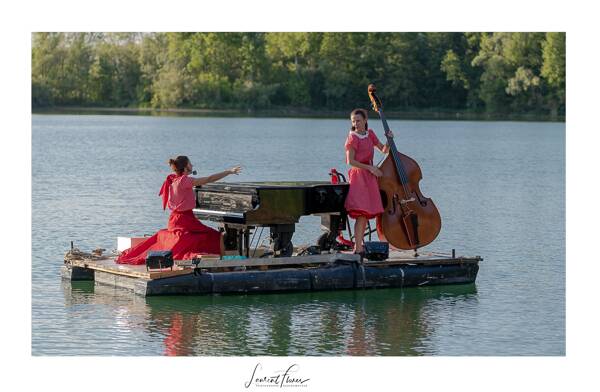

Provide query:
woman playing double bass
left=343, top=108, right=393, bottom=254
left=367, top=84, right=442, bottom=252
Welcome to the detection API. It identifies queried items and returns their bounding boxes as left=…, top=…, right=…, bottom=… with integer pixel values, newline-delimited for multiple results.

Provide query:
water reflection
left=62, top=281, right=477, bottom=356
left=38, top=116, right=564, bottom=355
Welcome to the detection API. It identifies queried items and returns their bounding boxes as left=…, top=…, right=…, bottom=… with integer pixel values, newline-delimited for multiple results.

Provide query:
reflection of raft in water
left=62, top=247, right=481, bottom=297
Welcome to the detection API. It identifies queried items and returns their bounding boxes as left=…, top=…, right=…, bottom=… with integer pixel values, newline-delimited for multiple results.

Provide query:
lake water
left=31, top=114, right=565, bottom=355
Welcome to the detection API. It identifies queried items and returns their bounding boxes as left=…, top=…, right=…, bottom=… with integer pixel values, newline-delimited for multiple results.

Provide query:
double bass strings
left=369, top=84, right=412, bottom=202
left=381, top=114, right=412, bottom=199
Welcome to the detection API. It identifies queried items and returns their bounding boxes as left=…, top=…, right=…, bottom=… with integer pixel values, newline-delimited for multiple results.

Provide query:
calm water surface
left=32, top=115, right=565, bottom=355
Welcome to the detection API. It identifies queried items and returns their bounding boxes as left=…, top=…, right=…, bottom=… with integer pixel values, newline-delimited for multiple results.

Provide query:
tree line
left=32, top=32, right=565, bottom=116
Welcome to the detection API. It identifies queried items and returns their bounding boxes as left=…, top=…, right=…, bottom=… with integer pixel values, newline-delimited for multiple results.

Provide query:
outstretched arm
left=192, top=166, right=242, bottom=186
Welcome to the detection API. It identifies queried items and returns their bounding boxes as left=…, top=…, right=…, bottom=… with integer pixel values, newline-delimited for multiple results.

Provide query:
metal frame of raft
left=62, top=250, right=481, bottom=297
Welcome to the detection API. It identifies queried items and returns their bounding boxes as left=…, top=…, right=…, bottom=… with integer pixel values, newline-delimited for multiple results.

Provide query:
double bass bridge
left=389, top=194, right=416, bottom=214
left=399, top=197, right=415, bottom=205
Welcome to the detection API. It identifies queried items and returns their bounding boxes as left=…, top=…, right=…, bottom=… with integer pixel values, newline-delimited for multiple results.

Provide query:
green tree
left=32, top=33, right=66, bottom=106
left=151, top=63, right=192, bottom=108
left=471, top=33, right=514, bottom=112
left=441, top=49, right=469, bottom=89
left=148, top=33, right=193, bottom=108
left=138, top=33, right=169, bottom=106
left=184, top=33, right=272, bottom=109
left=503, top=32, right=545, bottom=111
left=88, top=33, right=142, bottom=106
left=319, top=33, right=373, bottom=109
left=265, top=33, right=311, bottom=107
left=541, top=32, right=566, bottom=114
left=31, top=32, right=564, bottom=116
left=61, top=33, right=95, bottom=104
left=439, top=33, right=484, bottom=109
left=472, top=32, right=546, bottom=113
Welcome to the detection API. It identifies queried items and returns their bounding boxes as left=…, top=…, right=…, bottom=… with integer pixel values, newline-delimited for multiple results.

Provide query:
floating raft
left=62, top=249, right=481, bottom=297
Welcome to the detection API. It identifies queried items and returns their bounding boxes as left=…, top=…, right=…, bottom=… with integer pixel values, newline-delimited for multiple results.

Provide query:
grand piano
left=193, top=181, right=349, bottom=257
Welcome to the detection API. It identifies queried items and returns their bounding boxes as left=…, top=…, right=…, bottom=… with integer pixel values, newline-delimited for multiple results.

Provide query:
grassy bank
left=32, top=106, right=565, bottom=122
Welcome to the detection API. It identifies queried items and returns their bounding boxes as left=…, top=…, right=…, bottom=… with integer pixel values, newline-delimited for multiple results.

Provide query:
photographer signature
left=244, top=363, right=310, bottom=388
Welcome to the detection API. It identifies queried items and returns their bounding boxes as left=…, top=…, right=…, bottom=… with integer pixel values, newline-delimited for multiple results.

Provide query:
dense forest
left=32, top=32, right=565, bottom=117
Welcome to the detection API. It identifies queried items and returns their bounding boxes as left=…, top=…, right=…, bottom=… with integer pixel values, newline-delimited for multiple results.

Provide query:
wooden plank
left=222, top=247, right=271, bottom=258
left=69, top=258, right=194, bottom=280
left=196, top=252, right=360, bottom=269
left=65, top=250, right=481, bottom=279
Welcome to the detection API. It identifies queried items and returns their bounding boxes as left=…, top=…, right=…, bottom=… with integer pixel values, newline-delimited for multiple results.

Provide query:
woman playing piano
left=116, top=156, right=242, bottom=265
left=344, top=108, right=393, bottom=254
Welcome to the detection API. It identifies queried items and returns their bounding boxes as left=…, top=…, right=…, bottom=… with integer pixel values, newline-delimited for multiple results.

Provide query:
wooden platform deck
left=62, top=249, right=481, bottom=297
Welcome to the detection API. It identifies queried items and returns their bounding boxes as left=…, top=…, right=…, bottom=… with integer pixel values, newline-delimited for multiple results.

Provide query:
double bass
left=368, top=84, right=442, bottom=252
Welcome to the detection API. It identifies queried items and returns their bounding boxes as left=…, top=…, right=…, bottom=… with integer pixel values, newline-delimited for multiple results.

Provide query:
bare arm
left=375, top=141, right=388, bottom=154
left=346, top=149, right=382, bottom=177
left=375, top=130, right=393, bottom=154
left=192, top=166, right=242, bottom=187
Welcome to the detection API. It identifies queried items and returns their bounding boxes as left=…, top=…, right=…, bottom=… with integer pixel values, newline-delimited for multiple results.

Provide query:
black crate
left=364, top=241, right=389, bottom=261
left=146, top=250, right=174, bottom=271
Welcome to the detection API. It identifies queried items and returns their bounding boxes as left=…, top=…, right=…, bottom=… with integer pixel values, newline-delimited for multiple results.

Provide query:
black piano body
left=193, top=181, right=350, bottom=256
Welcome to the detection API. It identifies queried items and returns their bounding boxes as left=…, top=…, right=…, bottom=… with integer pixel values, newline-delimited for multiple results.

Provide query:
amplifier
left=146, top=250, right=174, bottom=271
left=364, top=241, right=389, bottom=261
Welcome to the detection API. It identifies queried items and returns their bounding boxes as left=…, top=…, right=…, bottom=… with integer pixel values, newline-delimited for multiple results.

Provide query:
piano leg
left=223, top=224, right=294, bottom=258
left=244, top=229, right=250, bottom=258
left=221, top=225, right=241, bottom=254
left=270, top=224, right=295, bottom=257
left=238, top=230, right=244, bottom=256
left=318, top=213, right=348, bottom=251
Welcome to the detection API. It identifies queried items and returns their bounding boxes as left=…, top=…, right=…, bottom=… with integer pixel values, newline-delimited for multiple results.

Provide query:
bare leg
left=354, top=217, right=367, bottom=253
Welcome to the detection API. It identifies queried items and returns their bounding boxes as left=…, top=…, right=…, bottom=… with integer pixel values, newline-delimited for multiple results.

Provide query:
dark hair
left=168, top=155, right=190, bottom=175
left=350, top=108, right=368, bottom=132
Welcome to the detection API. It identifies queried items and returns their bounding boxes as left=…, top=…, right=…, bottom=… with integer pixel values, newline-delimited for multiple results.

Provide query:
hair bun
left=168, top=155, right=190, bottom=174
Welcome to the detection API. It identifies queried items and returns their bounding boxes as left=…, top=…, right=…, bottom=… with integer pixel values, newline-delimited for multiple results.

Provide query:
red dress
left=344, top=129, right=385, bottom=219
left=116, top=174, right=221, bottom=265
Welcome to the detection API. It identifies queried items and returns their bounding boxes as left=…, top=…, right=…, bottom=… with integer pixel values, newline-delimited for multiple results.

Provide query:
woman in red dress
left=344, top=109, right=393, bottom=254
left=116, top=156, right=242, bottom=264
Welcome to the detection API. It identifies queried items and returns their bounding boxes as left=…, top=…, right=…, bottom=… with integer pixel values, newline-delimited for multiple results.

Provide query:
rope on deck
left=64, top=247, right=115, bottom=264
